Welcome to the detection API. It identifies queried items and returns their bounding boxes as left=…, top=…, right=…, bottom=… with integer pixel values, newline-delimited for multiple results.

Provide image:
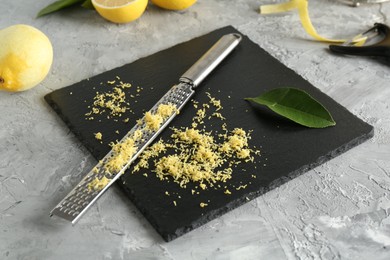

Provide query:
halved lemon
left=92, top=0, right=148, bottom=23
left=151, top=0, right=197, bottom=10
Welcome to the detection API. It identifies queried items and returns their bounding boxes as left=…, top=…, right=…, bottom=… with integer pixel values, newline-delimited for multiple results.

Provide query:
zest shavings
left=88, top=103, right=178, bottom=191
left=143, top=103, right=179, bottom=131
left=87, top=176, right=111, bottom=191
left=104, top=103, right=177, bottom=174
left=85, top=76, right=144, bottom=121
left=132, top=92, right=261, bottom=200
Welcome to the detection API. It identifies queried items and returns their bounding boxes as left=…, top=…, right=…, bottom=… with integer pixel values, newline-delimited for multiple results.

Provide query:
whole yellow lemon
left=151, top=0, right=197, bottom=10
left=0, top=24, right=53, bottom=92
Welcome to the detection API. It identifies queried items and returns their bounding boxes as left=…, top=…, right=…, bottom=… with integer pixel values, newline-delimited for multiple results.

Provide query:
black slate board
left=45, top=26, right=373, bottom=241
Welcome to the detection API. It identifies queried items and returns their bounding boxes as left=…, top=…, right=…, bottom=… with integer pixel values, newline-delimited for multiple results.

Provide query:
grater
left=50, top=33, right=242, bottom=224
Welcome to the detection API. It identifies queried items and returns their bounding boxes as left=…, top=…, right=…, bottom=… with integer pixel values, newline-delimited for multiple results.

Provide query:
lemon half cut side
left=151, top=0, right=197, bottom=10
left=92, top=0, right=148, bottom=23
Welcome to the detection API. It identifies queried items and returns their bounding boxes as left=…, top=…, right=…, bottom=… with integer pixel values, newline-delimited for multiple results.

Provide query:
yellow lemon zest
left=88, top=176, right=111, bottom=191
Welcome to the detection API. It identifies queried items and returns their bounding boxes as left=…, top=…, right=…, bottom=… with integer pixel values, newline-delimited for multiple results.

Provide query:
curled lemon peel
left=260, top=0, right=367, bottom=44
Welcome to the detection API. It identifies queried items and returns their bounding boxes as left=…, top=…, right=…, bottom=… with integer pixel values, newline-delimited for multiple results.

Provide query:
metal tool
left=337, top=0, right=390, bottom=7
left=50, top=33, right=242, bottom=224
left=329, top=23, right=390, bottom=58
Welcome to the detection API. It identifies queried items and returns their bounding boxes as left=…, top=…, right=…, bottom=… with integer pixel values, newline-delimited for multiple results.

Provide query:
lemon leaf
left=82, top=0, right=94, bottom=9
left=37, top=0, right=85, bottom=17
left=245, top=88, right=336, bottom=128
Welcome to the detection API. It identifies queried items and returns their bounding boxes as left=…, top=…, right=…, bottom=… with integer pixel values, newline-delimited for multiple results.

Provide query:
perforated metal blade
left=50, top=33, right=242, bottom=223
left=50, top=82, right=194, bottom=223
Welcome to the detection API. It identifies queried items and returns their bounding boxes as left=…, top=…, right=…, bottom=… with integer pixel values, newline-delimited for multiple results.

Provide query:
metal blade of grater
left=50, top=33, right=242, bottom=224
left=50, top=82, right=194, bottom=223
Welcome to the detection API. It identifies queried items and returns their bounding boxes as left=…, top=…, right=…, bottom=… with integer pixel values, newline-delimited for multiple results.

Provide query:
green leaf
left=37, top=0, right=85, bottom=17
left=81, top=0, right=94, bottom=9
left=245, top=87, right=336, bottom=128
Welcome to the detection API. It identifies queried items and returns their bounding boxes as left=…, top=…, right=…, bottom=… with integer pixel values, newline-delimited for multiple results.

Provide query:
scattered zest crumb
left=85, top=77, right=140, bottom=120
left=236, top=184, right=248, bottom=190
left=94, top=90, right=262, bottom=203
left=200, top=202, right=208, bottom=208
left=94, top=132, right=103, bottom=140
left=132, top=93, right=261, bottom=192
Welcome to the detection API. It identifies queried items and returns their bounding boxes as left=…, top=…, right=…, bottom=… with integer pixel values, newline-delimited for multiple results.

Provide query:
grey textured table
left=1, top=1, right=389, bottom=259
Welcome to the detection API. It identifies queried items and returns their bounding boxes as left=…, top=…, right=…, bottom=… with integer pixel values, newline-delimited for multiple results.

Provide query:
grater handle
left=180, top=33, right=242, bottom=88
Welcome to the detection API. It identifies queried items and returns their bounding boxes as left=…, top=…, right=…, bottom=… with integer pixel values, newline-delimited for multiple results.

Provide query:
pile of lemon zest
left=133, top=129, right=143, bottom=140
left=132, top=94, right=260, bottom=191
left=144, top=103, right=177, bottom=131
left=88, top=176, right=111, bottom=191
left=105, top=136, right=137, bottom=173
left=157, top=103, right=178, bottom=117
left=144, top=112, right=163, bottom=131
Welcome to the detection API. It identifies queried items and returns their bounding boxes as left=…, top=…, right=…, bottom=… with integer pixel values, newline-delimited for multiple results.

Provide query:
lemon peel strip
left=260, top=1, right=297, bottom=14
left=260, top=0, right=366, bottom=44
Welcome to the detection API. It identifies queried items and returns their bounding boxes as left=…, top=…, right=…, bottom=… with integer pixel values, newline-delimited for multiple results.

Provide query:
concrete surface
left=1, top=0, right=390, bottom=259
